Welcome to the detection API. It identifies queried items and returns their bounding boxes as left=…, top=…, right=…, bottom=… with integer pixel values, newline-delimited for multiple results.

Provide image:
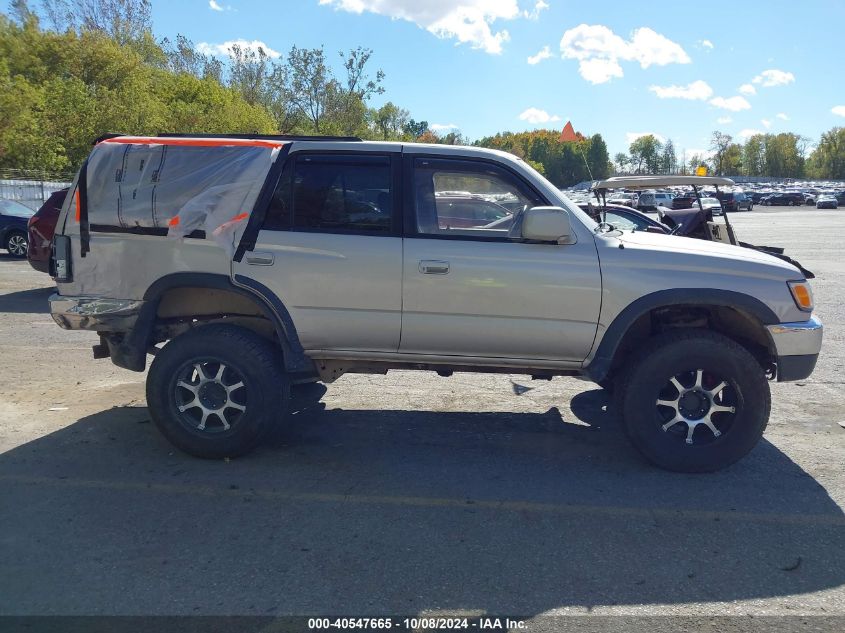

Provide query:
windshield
left=515, top=159, right=599, bottom=230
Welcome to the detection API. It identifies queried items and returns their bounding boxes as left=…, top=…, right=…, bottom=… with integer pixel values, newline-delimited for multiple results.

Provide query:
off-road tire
left=617, top=329, right=770, bottom=473
left=146, top=324, right=289, bottom=459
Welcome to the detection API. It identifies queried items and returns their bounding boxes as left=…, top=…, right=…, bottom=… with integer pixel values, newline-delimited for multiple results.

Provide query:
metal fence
left=0, top=169, right=74, bottom=210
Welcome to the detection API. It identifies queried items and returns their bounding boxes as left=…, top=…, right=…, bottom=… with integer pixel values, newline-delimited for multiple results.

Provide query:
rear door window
left=264, top=153, right=394, bottom=234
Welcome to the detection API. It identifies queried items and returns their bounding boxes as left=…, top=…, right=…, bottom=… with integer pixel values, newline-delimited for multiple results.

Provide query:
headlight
left=787, top=280, right=814, bottom=312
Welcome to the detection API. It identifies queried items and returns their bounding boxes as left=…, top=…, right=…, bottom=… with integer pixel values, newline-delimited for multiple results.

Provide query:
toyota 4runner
left=48, top=134, right=823, bottom=472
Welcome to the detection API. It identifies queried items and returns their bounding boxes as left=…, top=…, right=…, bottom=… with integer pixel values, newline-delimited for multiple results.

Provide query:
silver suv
left=48, top=135, right=822, bottom=472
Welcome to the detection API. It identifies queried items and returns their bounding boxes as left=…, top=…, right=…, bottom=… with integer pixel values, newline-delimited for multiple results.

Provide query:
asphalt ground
left=0, top=207, right=843, bottom=630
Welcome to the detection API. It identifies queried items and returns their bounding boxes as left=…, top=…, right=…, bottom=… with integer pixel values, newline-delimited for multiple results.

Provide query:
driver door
left=400, top=156, right=602, bottom=362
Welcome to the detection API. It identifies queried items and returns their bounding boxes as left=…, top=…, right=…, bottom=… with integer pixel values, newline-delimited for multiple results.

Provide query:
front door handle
left=419, top=260, right=450, bottom=274
left=245, top=251, right=274, bottom=266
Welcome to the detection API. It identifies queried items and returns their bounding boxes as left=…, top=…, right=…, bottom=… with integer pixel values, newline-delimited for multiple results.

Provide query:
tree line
left=614, top=129, right=845, bottom=180
left=2, top=1, right=843, bottom=185
left=0, top=0, right=438, bottom=174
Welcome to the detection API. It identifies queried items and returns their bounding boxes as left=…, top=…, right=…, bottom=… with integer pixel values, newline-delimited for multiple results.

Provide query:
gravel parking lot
left=1, top=208, right=843, bottom=628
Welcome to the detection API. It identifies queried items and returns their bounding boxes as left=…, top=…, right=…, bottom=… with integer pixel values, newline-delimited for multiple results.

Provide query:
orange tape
left=168, top=216, right=180, bottom=226
left=74, top=190, right=80, bottom=222
left=100, top=136, right=287, bottom=149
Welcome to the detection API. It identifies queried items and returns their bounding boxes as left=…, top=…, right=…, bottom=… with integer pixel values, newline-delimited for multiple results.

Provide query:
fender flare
left=119, top=272, right=312, bottom=373
left=585, top=288, right=779, bottom=382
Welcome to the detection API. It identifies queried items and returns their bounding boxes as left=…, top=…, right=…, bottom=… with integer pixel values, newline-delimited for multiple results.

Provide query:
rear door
left=400, top=155, right=602, bottom=361
left=233, top=150, right=403, bottom=353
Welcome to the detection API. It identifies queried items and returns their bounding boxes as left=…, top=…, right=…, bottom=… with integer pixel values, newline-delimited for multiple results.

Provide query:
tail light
left=52, top=235, right=73, bottom=282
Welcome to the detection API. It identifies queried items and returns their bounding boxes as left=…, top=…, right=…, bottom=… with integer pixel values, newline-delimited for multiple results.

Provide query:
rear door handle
left=419, top=260, right=450, bottom=274
left=245, top=251, right=274, bottom=266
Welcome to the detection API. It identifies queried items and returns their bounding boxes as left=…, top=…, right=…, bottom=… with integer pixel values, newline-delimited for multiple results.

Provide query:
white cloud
left=319, top=0, right=523, bottom=54
left=518, top=108, right=561, bottom=124
left=709, top=95, right=752, bottom=112
left=752, top=69, right=795, bottom=87
left=685, top=148, right=715, bottom=160
left=429, top=123, right=459, bottom=131
left=527, top=45, right=552, bottom=65
left=776, top=112, right=789, bottom=121
left=208, top=0, right=234, bottom=10
left=738, top=83, right=756, bottom=96
left=577, top=57, right=624, bottom=84
left=649, top=80, right=712, bottom=100
left=698, top=39, right=714, bottom=49
left=717, top=116, right=732, bottom=124
left=737, top=128, right=763, bottom=140
left=626, top=131, right=666, bottom=144
left=761, top=118, right=772, bottom=129
left=196, top=39, right=281, bottom=59
left=832, top=105, right=845, bottom=117
left=560, top=23, right=689, bottom=84
left=523, top=0, right=549, bottom=20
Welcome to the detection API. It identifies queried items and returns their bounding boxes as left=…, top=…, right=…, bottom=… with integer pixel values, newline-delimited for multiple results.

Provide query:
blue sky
left=151, top=0, right=845, bottom=157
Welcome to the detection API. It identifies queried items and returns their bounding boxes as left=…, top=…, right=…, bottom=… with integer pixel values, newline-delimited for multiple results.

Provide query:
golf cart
left=590, top=176, right=813, bottom=278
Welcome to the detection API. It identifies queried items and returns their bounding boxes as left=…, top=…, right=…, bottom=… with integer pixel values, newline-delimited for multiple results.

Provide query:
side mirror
left=521, top=207, right=575, bottom=244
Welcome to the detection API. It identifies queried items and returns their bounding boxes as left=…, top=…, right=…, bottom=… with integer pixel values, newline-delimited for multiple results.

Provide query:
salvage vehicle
left=48, top=135, right=823, bottom=472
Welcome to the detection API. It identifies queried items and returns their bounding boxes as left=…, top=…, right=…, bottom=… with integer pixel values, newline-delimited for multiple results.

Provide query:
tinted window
left=413, top=158, right=542, bottom=238
left=264, top=154, right=393, bottom=233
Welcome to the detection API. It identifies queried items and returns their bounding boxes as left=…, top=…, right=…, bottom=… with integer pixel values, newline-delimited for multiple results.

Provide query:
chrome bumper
left=766, top=316, right=823, bottom=357
left=766, top=315, right=823, bottom=382
left=50, top=294, right=145, bottom=332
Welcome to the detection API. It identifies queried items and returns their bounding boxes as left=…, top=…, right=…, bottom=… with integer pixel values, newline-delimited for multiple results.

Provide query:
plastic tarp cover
left=85, top=140, right=281, bottom=255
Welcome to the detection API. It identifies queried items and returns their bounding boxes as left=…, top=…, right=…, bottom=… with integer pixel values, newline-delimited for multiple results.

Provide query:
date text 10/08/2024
left=307, top=617, right=527, bottom=630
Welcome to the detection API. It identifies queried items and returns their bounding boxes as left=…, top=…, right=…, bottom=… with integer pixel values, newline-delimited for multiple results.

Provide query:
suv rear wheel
left=146, top=324, right=289, bottom=458
left=617, top=329, right=770, bottom=472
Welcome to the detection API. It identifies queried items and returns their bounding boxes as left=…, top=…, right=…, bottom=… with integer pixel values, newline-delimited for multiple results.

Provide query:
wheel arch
left=586, top=288, right=779, bottom=383
left=111, top=272, right=312, bottom=373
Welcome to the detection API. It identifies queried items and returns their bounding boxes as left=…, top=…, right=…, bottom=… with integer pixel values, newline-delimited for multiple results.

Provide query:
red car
left=27, top=188, right=67, bottom=273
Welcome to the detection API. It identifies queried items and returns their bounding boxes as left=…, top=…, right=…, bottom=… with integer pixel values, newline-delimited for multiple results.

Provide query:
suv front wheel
left=618, top=329, right=770, bottom=472
left=146, top=324, right=289, bottom=458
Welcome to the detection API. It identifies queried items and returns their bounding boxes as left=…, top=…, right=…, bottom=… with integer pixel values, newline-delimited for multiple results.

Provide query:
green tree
left=586, top=133, right=610, bottom=179
left=807, top=127, right=845, bottom=179
left=373, top=101, right=408, bottom=140
left=629, top=134, right=663, bottom=174
left=709, top=131, right=732, bottom=175
left=403, top=119, right=428, bottom=139
left=661, top=139, right=677, bottom=174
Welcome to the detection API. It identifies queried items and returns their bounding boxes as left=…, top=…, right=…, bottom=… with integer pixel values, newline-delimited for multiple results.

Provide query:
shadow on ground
left=1, top=386, right=843, bottom=615
left=0, top=286, right=53, bottom=313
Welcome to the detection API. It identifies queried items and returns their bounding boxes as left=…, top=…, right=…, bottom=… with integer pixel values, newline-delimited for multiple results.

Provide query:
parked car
left=636, top=191, right=674, bottom=211
left=671, top=193, right=697, bottom=209
left=761, top=192, right=805, bottom=206
left=607, top=192, right=638, bottom=208
left=698, top=197, right=723, bottom=215
left=749, top=192, right=771, bottom=204
left=48, top=136, right=822, bottom=473
left=577, top=202, right=669, bottom=233
left=0, top=199, right=35, bottom=257
left=434, top=195, right=512, bottom=228
left=27, top=188, right=68, bottom=273
left=816, top=195, right=839, bottom=209
left=714, top=191, right=753, bottom=212
left=803, top=193, right=817, bottom=206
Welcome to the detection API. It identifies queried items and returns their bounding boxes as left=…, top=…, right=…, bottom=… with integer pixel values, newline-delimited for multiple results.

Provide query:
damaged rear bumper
left=50, top=294, right=145, bottom=332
